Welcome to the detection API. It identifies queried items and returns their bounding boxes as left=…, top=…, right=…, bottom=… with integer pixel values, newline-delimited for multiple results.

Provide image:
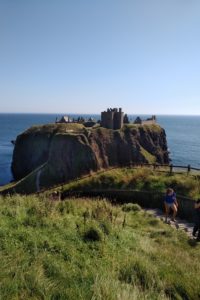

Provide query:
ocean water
left=0, top=113, right=200, bottom=186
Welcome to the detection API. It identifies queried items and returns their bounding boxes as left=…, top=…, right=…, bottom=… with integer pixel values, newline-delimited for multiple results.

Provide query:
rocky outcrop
left=11, top=123, right=169, bottom=190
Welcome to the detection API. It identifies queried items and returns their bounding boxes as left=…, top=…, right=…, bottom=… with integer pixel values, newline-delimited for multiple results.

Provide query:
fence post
left=169, top=164, right=173, bottom=175
left=187, top=164, right=191, bottom=175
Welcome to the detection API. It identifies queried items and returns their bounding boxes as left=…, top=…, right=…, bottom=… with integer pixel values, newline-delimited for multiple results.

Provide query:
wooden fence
left=125, top=163, right=200, bottom=175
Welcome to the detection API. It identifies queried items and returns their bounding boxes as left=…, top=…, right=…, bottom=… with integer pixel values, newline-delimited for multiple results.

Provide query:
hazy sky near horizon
left=0, top=0, right=200, bottom=115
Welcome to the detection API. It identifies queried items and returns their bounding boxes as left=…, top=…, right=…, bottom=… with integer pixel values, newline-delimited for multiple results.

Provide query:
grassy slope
left=0, top=195, right=200, bottom=300
left=1, top=167, right=200, bottom=203
left=51, top=167, right=200, bottom=199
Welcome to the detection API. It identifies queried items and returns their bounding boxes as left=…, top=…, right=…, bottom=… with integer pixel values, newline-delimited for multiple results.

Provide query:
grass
left=140, top=147, right=156, bottom=164
left=122, top=123, right=163, bottom=133
left=52, top=167, right=200, bottom=199
left=122, top=203, right=142, bottom=212
left=2, top=166, right=200, bottom=204
left=23, top=122, right=85, bottom=134
left=0, top=194, right=200, bottom=299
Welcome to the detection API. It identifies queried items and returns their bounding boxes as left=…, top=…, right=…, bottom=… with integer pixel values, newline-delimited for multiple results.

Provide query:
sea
left=0, top=113, right=200, bottom=186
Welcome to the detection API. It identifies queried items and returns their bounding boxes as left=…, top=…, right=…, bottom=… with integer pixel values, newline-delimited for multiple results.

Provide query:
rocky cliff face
left=11, top=123, right=169, bottom=190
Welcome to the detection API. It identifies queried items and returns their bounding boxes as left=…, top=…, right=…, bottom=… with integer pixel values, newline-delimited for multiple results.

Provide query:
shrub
left=144, top=180, right=165, bottom=192
left=122, top=203, right=142, bottom=212
left=83, top=225, right=103, bottom=242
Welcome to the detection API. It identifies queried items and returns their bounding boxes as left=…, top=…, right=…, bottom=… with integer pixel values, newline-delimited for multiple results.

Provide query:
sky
left=0, top=0, right=200, bottom=115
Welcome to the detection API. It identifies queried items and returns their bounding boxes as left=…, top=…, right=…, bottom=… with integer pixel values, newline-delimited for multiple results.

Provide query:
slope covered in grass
left=53, top=167, right=200, bottom=199
left=0, top=194, right=200, bottom=299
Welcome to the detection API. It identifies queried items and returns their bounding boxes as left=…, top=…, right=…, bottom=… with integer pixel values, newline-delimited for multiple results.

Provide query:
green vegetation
left=22, top=122, right=162, bottom=136
left=0, top=164, right=46, bottom=195
left=24, top=123, right=85, bottom=134
left=140, top=147, right=156, bottom=164
left=122, top=203, right=142, bottom=212
left=122, top=123, right=163, bottom=133
left=0, top=194, right=200, bottom=299
left=1, top=166, right=200, bottom=201
left=54, top=167, right=200, bottom=199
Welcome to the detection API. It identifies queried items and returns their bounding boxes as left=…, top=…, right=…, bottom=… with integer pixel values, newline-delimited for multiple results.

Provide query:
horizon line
left=0, top=112, right=200, bottom=117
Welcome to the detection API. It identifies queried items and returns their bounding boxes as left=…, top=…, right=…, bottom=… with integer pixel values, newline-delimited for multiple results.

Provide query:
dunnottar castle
left=56, top=108, right=156, bottom=129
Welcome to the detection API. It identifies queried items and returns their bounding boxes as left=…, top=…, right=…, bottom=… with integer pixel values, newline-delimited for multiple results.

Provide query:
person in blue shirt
left=164, top=188, right=178, bottom=222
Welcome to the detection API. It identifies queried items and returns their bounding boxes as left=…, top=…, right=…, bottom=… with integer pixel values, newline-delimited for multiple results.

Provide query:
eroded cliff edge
left=11, top=123, right=169, bottom=191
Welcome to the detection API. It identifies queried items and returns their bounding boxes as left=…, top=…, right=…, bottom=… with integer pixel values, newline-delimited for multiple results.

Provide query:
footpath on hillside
left=144, top=208, right=194, bottom=238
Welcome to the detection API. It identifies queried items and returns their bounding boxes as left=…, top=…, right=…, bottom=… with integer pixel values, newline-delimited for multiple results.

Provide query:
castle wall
left=113, top=111, right=124, bottom=129
left=101, top=111, right=114, bottom=129
left=142, top=120, right=156, bottom=125
left=101, top=108, right=124, bottom=129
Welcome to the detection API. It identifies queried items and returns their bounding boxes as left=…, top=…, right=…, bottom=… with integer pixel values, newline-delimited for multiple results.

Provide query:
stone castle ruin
left=134, top=115, right=156, bottom=125
left=55, top=108, right=156, bottom=129
left=101, top=108, right=124, bottom=130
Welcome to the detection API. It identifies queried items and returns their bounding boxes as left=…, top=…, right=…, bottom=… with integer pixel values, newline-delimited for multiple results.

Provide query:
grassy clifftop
left=23, top=122, right=85, bottom=134
left=0, top=194, right=200, bottom=299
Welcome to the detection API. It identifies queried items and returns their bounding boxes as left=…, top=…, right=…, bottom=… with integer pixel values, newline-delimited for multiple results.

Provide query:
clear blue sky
left=0, top=0, right=200, bottom=115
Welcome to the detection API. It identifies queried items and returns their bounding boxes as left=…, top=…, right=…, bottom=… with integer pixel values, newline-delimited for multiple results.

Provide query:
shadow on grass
left=188, top=238, right=200, bottom=247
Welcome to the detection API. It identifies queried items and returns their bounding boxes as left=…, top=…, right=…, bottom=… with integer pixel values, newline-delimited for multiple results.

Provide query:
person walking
left=164, top=188, right=178, bottom=223
left=192, top=199, right=200, bottom=240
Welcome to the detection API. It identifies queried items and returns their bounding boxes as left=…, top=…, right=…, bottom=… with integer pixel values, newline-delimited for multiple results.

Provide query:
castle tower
left=113, top=108, right=124, bottom=130
left=101, top=109, right=114, bottom=129
left=101, top=108, right=124, bottom=129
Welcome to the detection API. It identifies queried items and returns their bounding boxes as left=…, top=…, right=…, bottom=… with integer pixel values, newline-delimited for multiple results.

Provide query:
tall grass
left=0, top=194, right=200, bottom=299
left=58, top=167, right=200, bottom=199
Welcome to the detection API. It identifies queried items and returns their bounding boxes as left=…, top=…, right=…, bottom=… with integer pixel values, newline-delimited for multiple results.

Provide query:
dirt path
left=144, top=208, right=194, bottom=238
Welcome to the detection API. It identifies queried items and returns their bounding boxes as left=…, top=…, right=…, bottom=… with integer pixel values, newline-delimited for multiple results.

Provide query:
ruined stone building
left=134, top=115, right=156, bottom=125
left=55, top=116, right=71, bottom=123
left=142, top=115, right=156, bottom=125
left=101, top=108, right=124, bottom=130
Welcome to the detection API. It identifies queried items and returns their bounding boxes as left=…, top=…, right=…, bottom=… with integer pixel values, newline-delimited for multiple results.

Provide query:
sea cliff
left=10, top=123, right=169, bottom=192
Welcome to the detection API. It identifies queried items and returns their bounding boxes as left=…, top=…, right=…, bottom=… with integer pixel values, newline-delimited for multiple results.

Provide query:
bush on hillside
left=122, top=203, right=142, bottom=212
left=83, top=225, right=103, bottom=242
left=144, top=180, right=166, bottom=192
